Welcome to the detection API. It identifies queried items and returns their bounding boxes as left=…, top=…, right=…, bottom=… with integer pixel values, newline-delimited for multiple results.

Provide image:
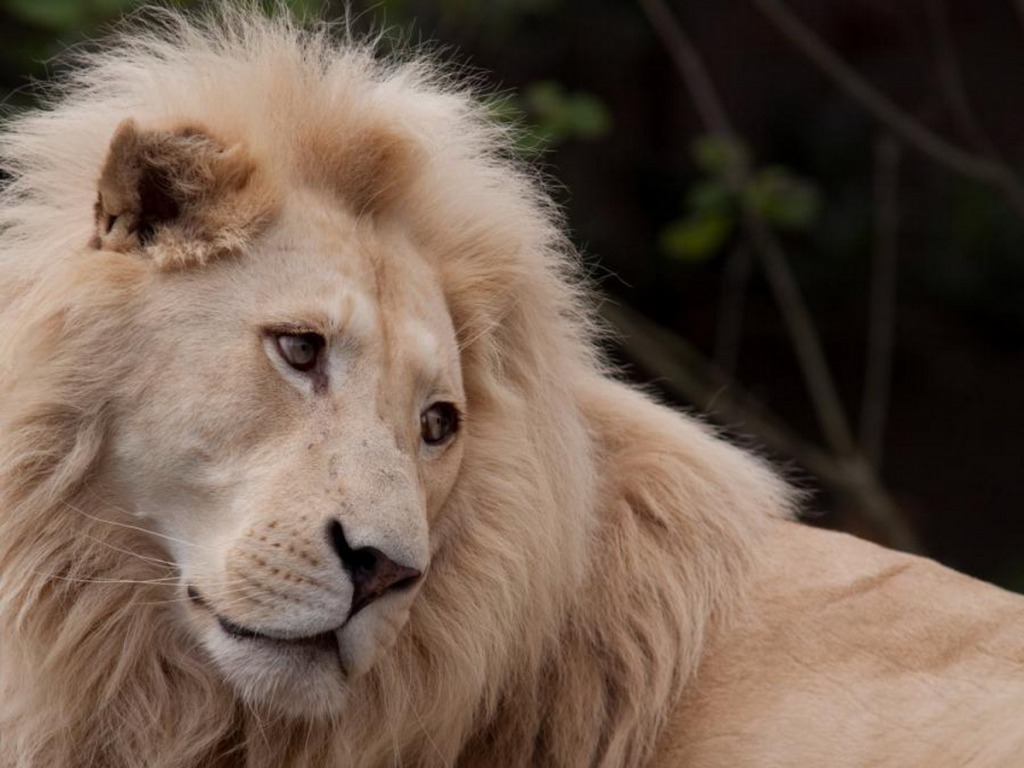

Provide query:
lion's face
left=104, top=187, right=465, bottom=715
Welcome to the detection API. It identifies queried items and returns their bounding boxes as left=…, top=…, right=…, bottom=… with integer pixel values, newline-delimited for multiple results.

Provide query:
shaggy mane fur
left=0, top=7, right=792, bottom=767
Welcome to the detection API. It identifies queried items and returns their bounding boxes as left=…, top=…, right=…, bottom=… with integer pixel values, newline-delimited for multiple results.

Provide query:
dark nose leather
left=328, top=520, right=422, bottom=615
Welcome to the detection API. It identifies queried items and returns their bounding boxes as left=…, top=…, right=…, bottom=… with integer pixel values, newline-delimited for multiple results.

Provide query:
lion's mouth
left=188, top=586, right=340, bottom=653
left=216, top=615, right=339, bottom=651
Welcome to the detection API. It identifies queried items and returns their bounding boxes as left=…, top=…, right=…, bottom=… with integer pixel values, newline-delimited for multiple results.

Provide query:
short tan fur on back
left=1, top=7, right=1022, bottom=768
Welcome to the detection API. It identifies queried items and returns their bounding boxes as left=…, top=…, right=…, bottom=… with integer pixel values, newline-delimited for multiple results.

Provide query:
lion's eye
left=420, top=402, right=460, bottom=446
left=274, top=333, right=324, bottom=372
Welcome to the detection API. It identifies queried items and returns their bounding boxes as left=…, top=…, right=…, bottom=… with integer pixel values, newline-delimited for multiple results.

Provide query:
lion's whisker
left=397, top=667, right=453, bottom=768
left=28, top=570, right=184, bottom=587
left=81, top=532, right=181, bottom=569
left=137, top=586, right=250, bottom=607
left=61, top=500, right=217, bottom=554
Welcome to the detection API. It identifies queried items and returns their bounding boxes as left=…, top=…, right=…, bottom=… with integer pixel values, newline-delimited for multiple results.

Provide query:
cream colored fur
left=0, top=8, right=1021, bottom=768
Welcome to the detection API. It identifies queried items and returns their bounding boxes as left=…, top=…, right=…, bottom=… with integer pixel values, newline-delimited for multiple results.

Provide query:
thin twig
left=604, top=302, right=922, bottom=551
left=861, top=135, right=901, bottom=471
left=751, top=0, right=1024, bottom=219
left=637, top=0, right=734, bottom=140
left=927, top=0, right=999, bottom=158
left=741, top=211, right=858, bottom=456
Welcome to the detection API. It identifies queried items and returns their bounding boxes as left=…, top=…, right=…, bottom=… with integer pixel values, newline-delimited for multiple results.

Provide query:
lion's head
left=92, top=117, right=475, bottom=713
left=0, top=8, right=599, bottom=746
left=0, top=8, right=784, bottom=768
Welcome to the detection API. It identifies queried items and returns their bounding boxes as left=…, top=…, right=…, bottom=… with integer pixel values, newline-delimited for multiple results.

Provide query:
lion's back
left=657, top=521, right=1024, bottom=767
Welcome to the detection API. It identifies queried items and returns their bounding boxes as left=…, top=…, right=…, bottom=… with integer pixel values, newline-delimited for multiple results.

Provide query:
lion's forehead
left=249, top=196, right=457, bottom=369
left=323, top=286, right=378, bottom=347
left=395, top=319, right=446, bottom=379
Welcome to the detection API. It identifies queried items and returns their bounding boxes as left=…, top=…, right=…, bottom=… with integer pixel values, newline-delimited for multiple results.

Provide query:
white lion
left=0, top=7, right=1022, bottom=768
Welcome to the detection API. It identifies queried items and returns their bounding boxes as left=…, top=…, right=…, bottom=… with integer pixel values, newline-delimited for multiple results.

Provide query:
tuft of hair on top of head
left=0, top=1, right=595, bottom=357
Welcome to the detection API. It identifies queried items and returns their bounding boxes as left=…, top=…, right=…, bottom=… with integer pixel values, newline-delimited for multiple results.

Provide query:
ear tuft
left=92, top=119, right=275, bottom=268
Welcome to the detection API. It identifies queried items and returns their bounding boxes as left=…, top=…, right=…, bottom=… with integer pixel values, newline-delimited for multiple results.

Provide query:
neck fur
left=0, top=363, right=786, bottom=768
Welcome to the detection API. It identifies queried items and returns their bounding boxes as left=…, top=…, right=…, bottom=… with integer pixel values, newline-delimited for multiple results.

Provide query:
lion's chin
left=199, top=604, right=411, bottom=717
left=207, top=630, right=351, bottom=716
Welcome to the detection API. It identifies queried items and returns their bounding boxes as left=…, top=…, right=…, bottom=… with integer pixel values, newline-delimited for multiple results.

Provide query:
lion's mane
left=0, top=8, right=792, bottom=768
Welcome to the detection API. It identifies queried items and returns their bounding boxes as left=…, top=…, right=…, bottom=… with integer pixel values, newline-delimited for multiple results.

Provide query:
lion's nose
left=327, top=520, right=422, bottom=616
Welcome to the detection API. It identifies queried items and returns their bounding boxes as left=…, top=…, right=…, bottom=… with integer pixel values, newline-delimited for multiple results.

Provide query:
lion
left=0, top=7, right=1022, bottom=768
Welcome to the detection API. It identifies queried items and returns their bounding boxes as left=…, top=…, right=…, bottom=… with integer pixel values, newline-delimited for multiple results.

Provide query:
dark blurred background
left=2, top=0, right=1023, bottom=588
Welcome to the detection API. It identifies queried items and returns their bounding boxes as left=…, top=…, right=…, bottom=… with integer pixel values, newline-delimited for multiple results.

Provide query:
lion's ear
left=92, top=119, right=271, bottom=268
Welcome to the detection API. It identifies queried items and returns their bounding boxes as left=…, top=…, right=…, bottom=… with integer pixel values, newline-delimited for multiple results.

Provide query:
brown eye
left=275, top=333, right=324, bottom=372
left=420, top=402, right=460, bottom=446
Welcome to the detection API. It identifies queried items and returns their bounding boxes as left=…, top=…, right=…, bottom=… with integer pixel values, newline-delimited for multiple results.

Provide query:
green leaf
left=743, top=166, right=821, bottom=231
left=566, top=93, right=611, bottom=140
left=523, top=81, right=572, bottom=145
left=691, top=135, right=749, bottom=180
left=3, top=0, right=89, bottom=29
left=524, top=81, right=566, bottom=117
left=91, top=0, right=144, bottom=16
left=660, top=210, right=735, bottom=262
left=522, top=81, right=611, bottom=147
left=282, top=0, right=321, bottom=19
left=686, top=179, right=733, bottom=214
left=2, top=0, right=147, bottom=28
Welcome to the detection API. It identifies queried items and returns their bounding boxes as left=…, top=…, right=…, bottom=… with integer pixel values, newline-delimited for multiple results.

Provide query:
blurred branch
left=751, top=0, right=1024, bottom=219
left=604, top=302, right=839, bottom=482
left=861, top=135, right=901, bottom=471
left=638, top=0, right=856, bottom=458
left=927, top=0, right=999, bottom=158
left=636, top=0, right=922, bottom=551
left=604, top=302, right=921, bottom=552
